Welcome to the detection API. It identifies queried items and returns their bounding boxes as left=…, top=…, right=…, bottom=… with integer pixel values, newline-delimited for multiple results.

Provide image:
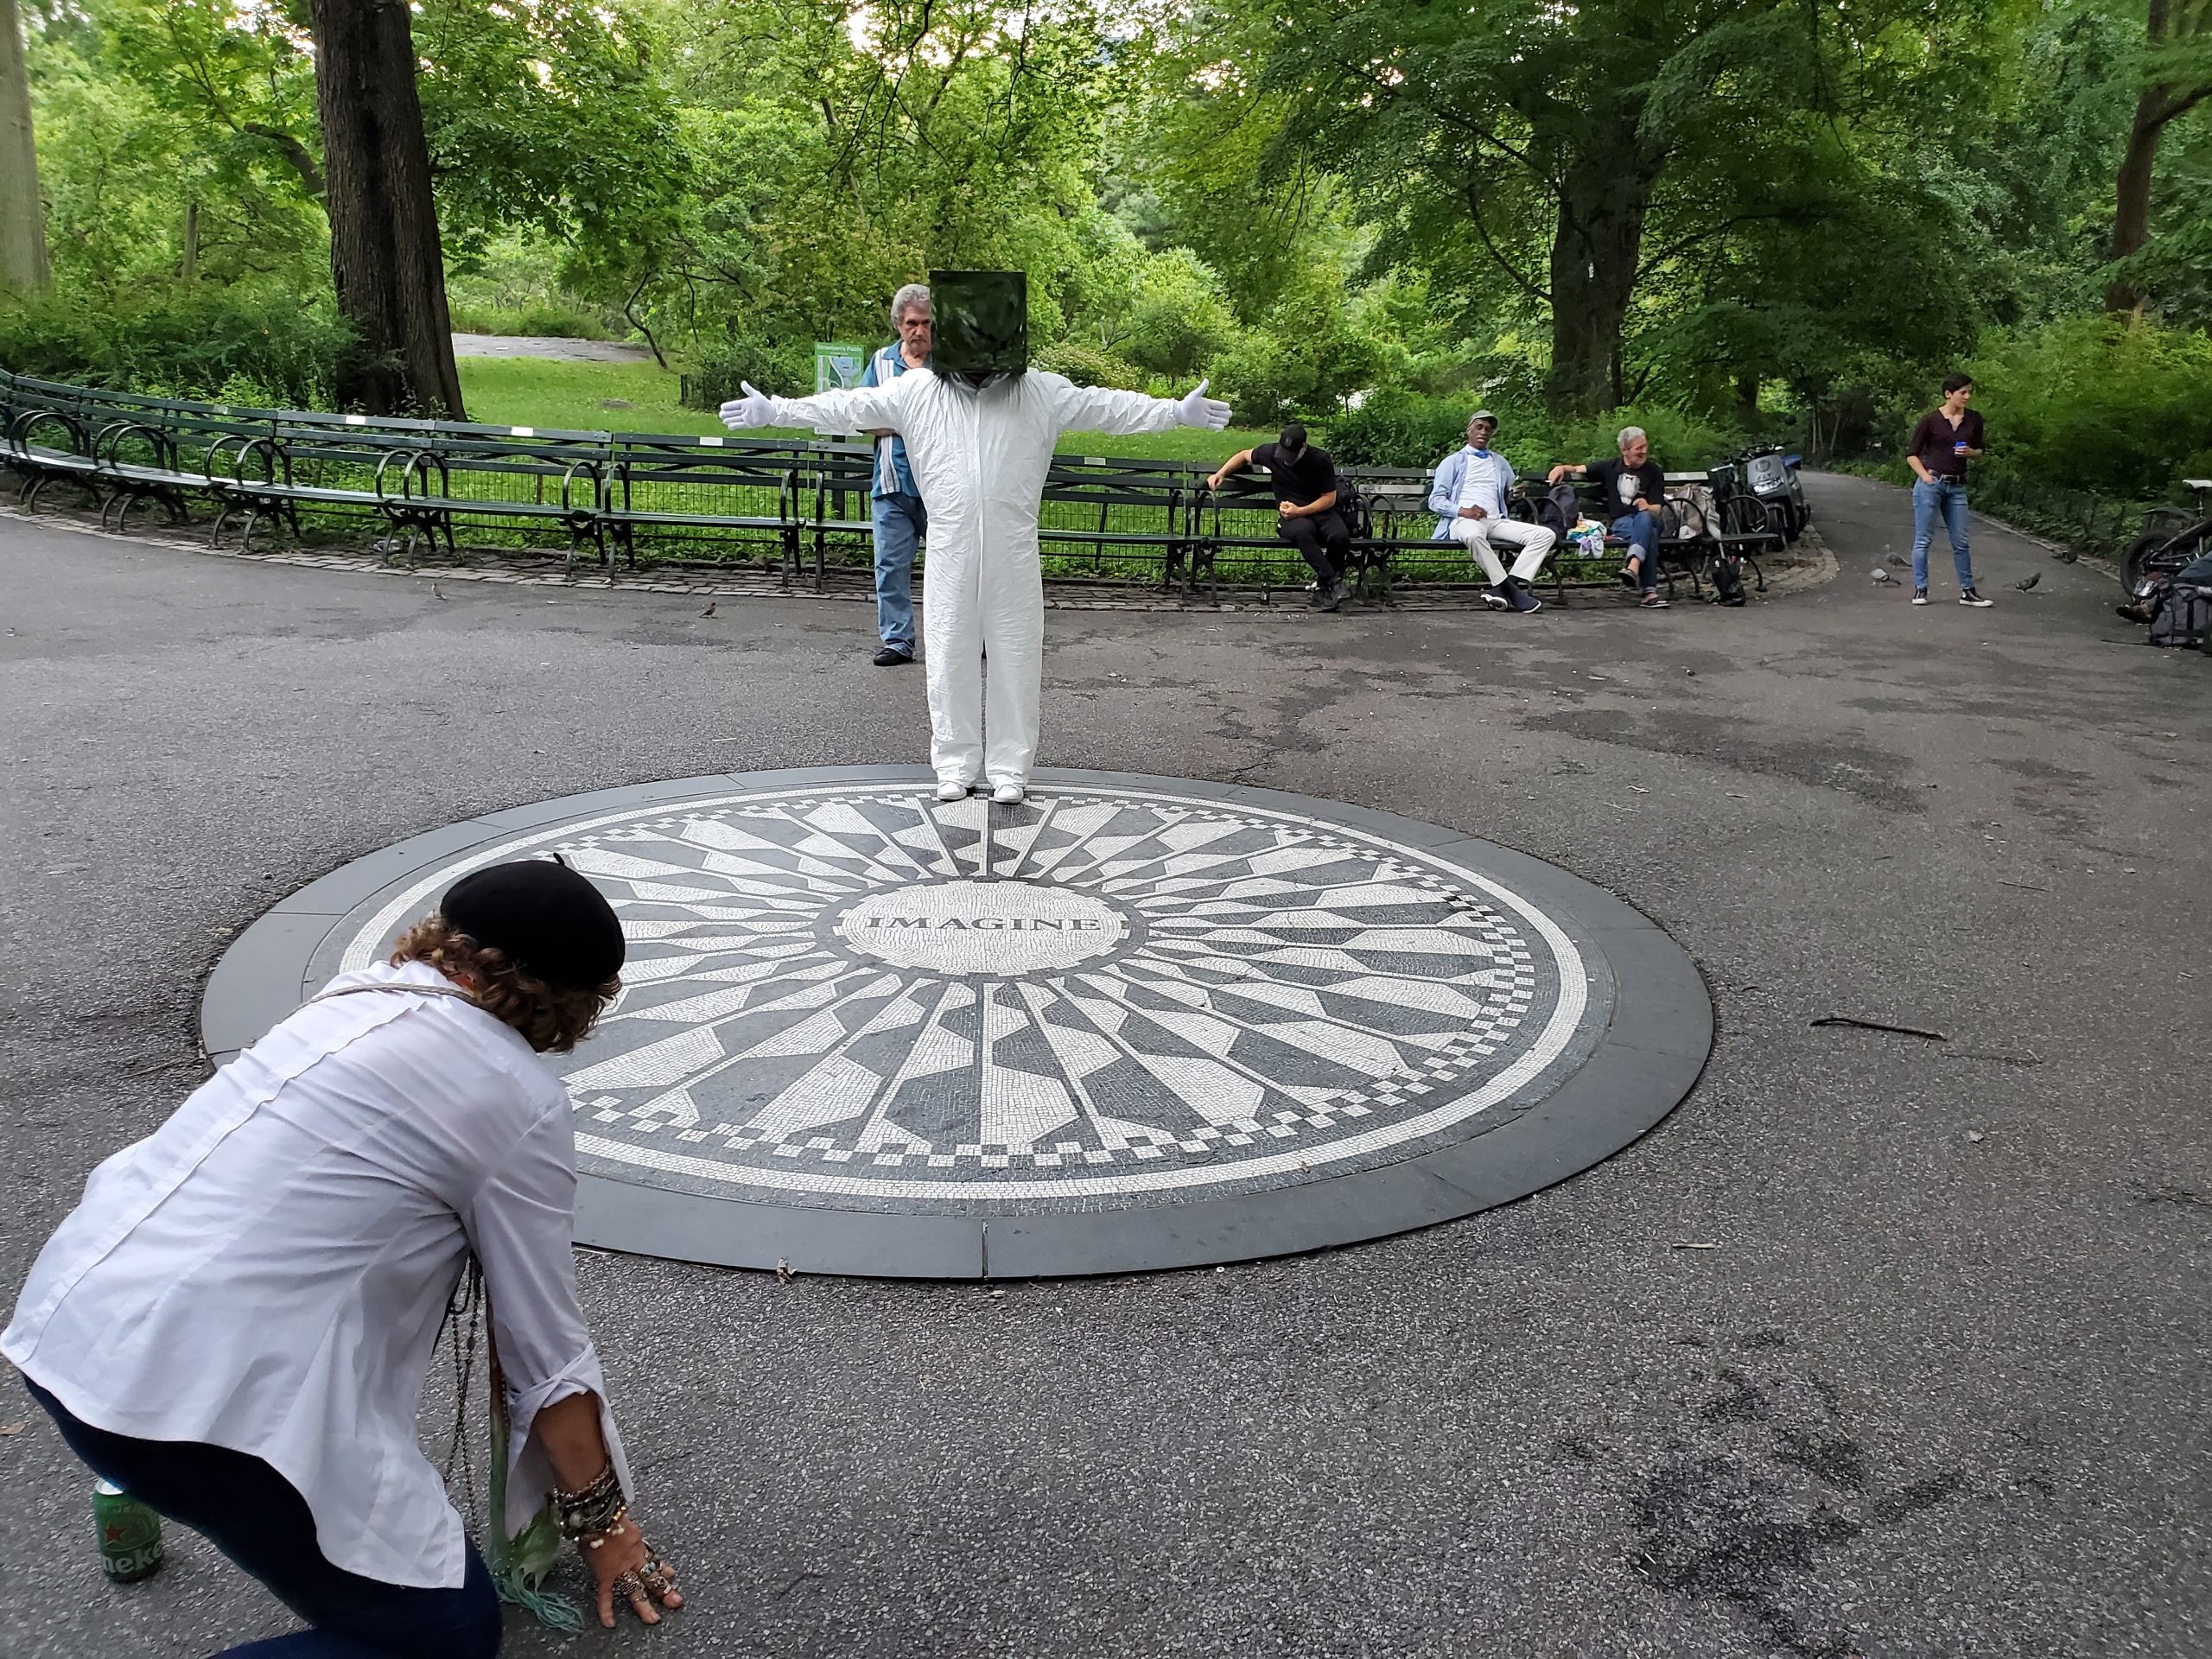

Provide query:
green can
left=92, top=1479, right=163, bottom=1583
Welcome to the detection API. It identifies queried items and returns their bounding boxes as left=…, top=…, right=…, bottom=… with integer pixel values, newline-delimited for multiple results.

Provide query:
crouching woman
left=4, top=859, right=681, bottom=1656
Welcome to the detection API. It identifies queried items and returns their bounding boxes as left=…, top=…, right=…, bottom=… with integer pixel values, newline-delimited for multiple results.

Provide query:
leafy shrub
left=1033, top=340, right=1154, bottom=391
left=0, top=285, right=352, bottom=408
left=679, top=327, right=817, bottom=408
left=1322, top=391, right=1745, bottom=474
left=448, top=302, right=611, bottom=340
left=1319, top=391, right=1470, bottom=468
left=1962, top=315, right=2212, bottom=499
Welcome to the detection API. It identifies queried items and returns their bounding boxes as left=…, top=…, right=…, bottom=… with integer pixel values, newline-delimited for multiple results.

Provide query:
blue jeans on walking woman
left=1911, top=476, right=1974, bottom=592
left=873, top=492, right=926, bottom=652
left=26, top=1376, right=499, bottom=1658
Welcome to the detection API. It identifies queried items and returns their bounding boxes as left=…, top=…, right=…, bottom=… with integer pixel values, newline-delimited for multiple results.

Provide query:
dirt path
left=450, top=332, right=656, bottom=364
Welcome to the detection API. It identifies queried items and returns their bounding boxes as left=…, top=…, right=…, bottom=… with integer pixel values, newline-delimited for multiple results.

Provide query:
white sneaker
left=935, top=780, right=970, bottom=803
left=1910, top=589, right=1929, bottom=606
left=1959, top=589, right=1993, bottom=607
left=991, top=782, right=1025, bottom=805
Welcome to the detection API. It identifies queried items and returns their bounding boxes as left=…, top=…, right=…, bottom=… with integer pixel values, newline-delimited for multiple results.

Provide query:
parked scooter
left=1736, top=444, right=1808, bottom=542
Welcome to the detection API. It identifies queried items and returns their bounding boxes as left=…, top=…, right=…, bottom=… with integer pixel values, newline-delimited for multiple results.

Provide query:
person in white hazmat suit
left=720, top=270, right=1232, bottom=804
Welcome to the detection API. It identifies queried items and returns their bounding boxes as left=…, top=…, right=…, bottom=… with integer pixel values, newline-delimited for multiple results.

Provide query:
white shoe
left=935, top=780, right=970, bottom=803
left=991, top=783, right=1025, bottom=805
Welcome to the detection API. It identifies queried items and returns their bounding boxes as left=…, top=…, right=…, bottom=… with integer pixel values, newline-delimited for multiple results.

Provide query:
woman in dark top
left=1905, top=373, right=1993, bottom=607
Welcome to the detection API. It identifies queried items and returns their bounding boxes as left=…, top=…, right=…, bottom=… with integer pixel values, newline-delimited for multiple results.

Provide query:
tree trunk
left=306, top=0, right=465, bottom=416
left=0, top=0, right=49, bottom=302
left=2104, top=89, right=2166, bottom=315
left=181, top=200, right=200, bottom=283
left=1544, top=158, right=1652, bottom=416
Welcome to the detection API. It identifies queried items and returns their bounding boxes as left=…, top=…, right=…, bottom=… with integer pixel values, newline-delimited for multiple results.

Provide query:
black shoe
left=1314, top=580, right=1344, bottom=613
left=873, top=645, right=914, bottom=667
left=1505, top=582, right=1542, bottom=614
left=1481, top=588, right=1510, bottom=611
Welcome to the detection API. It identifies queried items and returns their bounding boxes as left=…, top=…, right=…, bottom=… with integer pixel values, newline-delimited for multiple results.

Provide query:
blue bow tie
left=1469, top=447, right=1491, bottom=458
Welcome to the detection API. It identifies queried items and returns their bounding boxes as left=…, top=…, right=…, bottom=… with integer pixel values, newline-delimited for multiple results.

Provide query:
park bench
left=786, top=443, right=879, bottom=591
left=0, top=375, right=149, bottom=512
left=604, top=434, right=801, bottom=575
left=83, top=396, right=286, bottom=532
left=1039, top=455, right=1197, bottom=588
left=397, top=423, right=612, bottom=567
left=214, top=411, right=439, bottom=551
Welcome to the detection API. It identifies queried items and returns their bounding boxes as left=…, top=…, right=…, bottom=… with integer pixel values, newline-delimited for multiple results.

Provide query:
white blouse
left=3, top=959, right=630, bottom=1589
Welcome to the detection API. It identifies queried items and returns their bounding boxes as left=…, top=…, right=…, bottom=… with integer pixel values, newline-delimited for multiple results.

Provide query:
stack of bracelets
left=553, top=1463, right=677, bottom=1606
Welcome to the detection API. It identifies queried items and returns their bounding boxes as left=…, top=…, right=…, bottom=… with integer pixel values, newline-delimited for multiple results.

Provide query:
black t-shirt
left=1586, top=457, right=1663, bottom=513
left=1250, top=442, right=1338, bottom=508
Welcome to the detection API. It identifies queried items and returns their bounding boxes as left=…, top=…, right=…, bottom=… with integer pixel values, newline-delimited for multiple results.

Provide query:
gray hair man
left=1549, top=425, right=1669, bottom=609
left=1427, top=409, right=1554, bottom=613
left=859, top=284, right=933, bottom=665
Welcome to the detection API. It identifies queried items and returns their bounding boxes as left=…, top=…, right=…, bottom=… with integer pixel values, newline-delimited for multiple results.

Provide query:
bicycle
left=2121, top=477, right=2212, bottom=599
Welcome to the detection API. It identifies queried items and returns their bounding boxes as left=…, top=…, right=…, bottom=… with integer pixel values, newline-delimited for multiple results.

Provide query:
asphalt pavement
left=1, top=473, right=2206, bottom=1658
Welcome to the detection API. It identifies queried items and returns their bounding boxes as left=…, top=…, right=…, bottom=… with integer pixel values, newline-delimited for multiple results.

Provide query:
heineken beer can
left=92, top=1480, right=163, bottom=1582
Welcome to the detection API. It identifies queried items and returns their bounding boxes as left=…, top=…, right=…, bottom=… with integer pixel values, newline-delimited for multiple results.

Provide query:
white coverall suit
left=752, top=372, right=1187, bottom=791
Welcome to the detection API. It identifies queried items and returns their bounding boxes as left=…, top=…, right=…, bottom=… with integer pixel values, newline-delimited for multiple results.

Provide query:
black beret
left=439, top=859, right=626, bottom=988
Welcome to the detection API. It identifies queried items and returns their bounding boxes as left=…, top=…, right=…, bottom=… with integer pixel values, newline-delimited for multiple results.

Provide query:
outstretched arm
left=1051, top=382, right=1185, bottom=439
left=1052, top=377, right=1232, bottom=440
left=722, top=380, right=906, bottom=435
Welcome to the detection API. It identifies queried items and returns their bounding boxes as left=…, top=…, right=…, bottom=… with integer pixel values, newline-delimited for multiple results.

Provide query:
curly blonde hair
left=390, top=914, right=620, bottom=1054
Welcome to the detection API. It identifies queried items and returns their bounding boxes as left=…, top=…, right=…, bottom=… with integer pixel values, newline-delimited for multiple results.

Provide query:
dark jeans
left=27, top=1377, right=500, bottom=1658
left=1278, top=508, right=1351, bottom=585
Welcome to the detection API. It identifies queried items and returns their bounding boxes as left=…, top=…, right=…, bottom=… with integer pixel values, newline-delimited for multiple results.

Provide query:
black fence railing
left=0, top=369, right=1783, bottom=600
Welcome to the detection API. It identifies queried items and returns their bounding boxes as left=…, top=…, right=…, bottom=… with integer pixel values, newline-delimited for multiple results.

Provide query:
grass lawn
left=456, top=357, right=722, bottom=436
left=454, top=356, right=1272, bottom=461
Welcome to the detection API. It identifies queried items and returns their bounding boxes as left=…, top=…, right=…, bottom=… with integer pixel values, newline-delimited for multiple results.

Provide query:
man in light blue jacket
left=1428, top=410, right=1554, bottom=613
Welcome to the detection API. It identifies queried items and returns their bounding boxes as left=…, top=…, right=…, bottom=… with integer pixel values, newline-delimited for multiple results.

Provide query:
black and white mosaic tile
left=325, top=784, right=1598, bottom=1214
left=210, top=770, right=1707, bottom=1274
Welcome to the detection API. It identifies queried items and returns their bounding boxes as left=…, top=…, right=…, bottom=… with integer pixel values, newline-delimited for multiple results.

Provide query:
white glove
left=1176, top=378, right=1232, bottom=431
left=718, top=381, right=777, bottom=430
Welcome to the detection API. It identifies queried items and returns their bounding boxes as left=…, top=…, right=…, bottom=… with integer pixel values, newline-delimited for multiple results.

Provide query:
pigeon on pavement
left=2013, top=573, right=2040, bottom=592
left=1886, top=554, right=1910, bottom=568
left=1872, top=568, right=1894, bottom=584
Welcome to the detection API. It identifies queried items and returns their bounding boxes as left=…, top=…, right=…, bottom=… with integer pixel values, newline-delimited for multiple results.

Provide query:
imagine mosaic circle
left=329, top=783, right=1599, bottom=1209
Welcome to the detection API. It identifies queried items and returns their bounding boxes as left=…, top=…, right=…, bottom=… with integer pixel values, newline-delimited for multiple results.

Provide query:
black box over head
left=929, top=270, right=1027, bottom=376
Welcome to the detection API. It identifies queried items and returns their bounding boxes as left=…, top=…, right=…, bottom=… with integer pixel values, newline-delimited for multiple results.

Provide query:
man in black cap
left=1207, top=424, right=1352, bottom=611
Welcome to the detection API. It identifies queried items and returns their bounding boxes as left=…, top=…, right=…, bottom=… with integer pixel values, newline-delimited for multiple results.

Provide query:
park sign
left=815, top=342, right=868, bottom=395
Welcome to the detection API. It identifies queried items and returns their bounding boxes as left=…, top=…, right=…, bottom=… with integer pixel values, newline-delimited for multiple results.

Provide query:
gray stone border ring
left=200, top=767, right=1712, bottom=1278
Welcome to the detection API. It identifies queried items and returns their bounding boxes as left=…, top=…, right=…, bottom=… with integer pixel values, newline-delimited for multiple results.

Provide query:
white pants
left=1448, top=516, right=1555, bottom=585
left=921, top=535, right=1044, bottom=790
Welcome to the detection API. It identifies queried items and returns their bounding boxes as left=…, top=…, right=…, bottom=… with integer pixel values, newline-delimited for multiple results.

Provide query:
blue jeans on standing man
left=1911, top=476, right=1974, bottom=592
left=26, top=1376, right=499, bottom=1656
left=873, top=492, right=926, bottom=654
left=1612, top=510, right=1662, bottom=593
